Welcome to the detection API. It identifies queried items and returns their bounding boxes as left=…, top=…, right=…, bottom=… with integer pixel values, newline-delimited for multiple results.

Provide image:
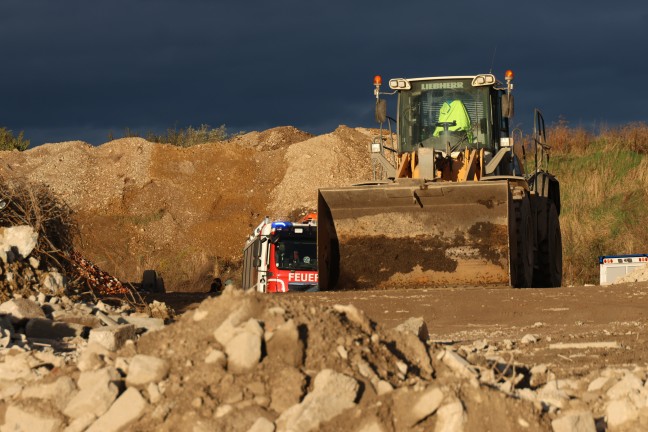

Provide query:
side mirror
left=253, top=258, right=261, bottom=268
left=502, top=94, right=515, bottom=118
left=375, top=99, right=387, bottom=124
left=252, top=240, right=261, bottom=258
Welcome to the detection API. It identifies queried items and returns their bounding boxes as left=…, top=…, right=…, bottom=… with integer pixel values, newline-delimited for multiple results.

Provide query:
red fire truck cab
left=242, top=216, right=318, bottom=293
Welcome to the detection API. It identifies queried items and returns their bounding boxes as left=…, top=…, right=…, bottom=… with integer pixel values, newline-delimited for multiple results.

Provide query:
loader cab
left=394, top=76, right=510, bottom=156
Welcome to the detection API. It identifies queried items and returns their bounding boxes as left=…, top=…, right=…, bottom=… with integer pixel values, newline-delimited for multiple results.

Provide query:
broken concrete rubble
left=0, top=225, right=38, bottom=263
left=2, top=285, right=648, bottom=431
left=276, top=369, right=359, bottom=432
left=88, top=324, right=136, bottom=351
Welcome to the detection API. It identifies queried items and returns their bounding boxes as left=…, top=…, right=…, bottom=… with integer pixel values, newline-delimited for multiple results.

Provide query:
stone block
left=213, top=304, right=256, bottom=346
left=270, top=367, right=306, bottom=413
left=0, top=225, right=38, bottom=262
left=126, top=354, right=170, bottom=387
left=52, top=311, right=102, bottom=328
left=551, top=409, right=596, bottom=432
left=606, top=398, right=639, bottom=428
left=88, top=324, right=136, bottom=351
left=393, top=317, right=429, bottom=342
left=247, top=417, right=275, bottom=432
left=435, top=400, right=466, bottom=432
left=266, top=319, right=303, bottom=367
left=21, top=376, right=77, bottom=410
left=26, top=318, right=85, bottom=339
left=63, top=368, right=120, bottom=419
left=276, top=369, right=358, bottom=432
left=205, top=348, right=227, bottom=367
left=115, top=315, right=165, bottom=331
left=607, top=373, right=643, bottom=400
left=225, top=319, right=263, bottom=374
left=393, top=386, right=444, bottom=428
left=86, top=387, right=148, bottom=432
left=0, top=298, right=46, bottom=324
left=0, top=405, right=63, bottom=432
left=64, top=413, right=97, bottom=432
left=40, top=271, right=65, bottom=293
left=333, top=304, right=372, bottom=334
left=436, top=349, right=478, bottom=380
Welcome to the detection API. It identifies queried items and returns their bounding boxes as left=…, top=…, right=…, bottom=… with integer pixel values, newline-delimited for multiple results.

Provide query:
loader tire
left=533, top=202, right=562, bottom=287
left=512, top=195, right=534, bottom=288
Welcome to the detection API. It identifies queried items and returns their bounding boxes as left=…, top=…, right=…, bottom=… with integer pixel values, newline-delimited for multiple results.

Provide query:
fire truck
left=241, top=215, right=318, bottom=293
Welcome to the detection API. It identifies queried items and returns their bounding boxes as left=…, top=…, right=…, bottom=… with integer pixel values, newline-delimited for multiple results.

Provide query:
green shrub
left=108, top=124, right=241, bottom=147
left=0, top=127, right=30, bottom=151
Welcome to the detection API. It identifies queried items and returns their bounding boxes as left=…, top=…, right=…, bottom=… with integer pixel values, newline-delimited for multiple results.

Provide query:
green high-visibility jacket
left=433, top=100, right=472, bottom=142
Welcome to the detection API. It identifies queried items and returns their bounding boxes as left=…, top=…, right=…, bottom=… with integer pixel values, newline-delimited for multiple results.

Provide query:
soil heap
left=0, top=126, right=374, bottom=291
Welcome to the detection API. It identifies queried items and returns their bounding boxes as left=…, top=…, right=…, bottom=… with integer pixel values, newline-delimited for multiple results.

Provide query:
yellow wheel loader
left=318, top=71, right=562, bottom=290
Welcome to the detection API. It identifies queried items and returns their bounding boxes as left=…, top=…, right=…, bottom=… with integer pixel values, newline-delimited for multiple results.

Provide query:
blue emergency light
left=271, top=221, right=293, bottom=231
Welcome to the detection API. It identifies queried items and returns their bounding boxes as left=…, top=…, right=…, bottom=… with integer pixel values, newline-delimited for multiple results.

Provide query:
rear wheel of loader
left=513, top=196, right=534, bottom=288
left=533, top=202, right=562, bottom=287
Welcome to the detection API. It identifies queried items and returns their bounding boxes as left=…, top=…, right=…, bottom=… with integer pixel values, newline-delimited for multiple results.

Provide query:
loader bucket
left=317, top=179, right=512, bottom=290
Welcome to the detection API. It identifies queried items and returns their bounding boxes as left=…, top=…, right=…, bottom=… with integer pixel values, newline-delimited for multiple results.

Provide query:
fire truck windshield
left=274, top=238, right=317, bottom=271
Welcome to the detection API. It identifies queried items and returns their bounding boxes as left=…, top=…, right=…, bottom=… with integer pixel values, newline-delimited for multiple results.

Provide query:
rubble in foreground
left=3, top=278, right=648, bottom=431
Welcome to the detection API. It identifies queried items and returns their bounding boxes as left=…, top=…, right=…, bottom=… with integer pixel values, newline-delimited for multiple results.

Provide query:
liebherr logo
left=288, top=272, right=318, bottom=282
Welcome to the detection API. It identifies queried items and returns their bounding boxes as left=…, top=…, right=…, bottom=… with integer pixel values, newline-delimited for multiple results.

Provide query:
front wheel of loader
left=533, top=202, right=563, bottom=287
left=513, top=195, right=534, bottom=288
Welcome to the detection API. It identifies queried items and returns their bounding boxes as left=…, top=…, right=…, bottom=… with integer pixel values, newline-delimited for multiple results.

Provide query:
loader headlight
left=371, top=143, right=381, bottom=153
left=388, top=78, right=411, bottom=90
left=471, top=74, right=496, bottom=86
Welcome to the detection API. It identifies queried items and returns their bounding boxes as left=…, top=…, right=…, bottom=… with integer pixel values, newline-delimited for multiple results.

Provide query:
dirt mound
left=230, top=126, right=314, bottom=151
left=0, top=126, right=376, bottom=291
left=268, top=125, right=373, bottom=219
left=0, top=288, right=552, bottom=431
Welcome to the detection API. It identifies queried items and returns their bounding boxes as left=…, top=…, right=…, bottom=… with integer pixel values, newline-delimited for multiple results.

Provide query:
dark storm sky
left=1, top=0, right=647, bottom=146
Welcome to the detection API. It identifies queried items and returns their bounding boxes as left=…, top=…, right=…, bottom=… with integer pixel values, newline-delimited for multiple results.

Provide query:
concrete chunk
left=270, top=367, right=306, bottom=413
left=40, top=271, right=65, bottom=293
left=266, top=319, right=303, bottom=367
left=276, top=369, right=358, bottom=432
left=88, top=324, right=136, bottom=351
left=551, top=410, right=596, bottom=432
left=0, top=225, right=38, bottom=262
left=247, top=417, right=275, bottom=432
left=606, top=398, right=639, bottom=428
left=21, top=376, right=77, bottom=410
left=0, top=298, right=46, bottom=324
left=63, top=368, right=120, bottom=419
left=115, top=315, right=165, bottom=331
left=434, top=400, right=466, bottom=432
left=126, top=354, right=170, bottom=387
left=394, top=386, right=444, bottom=428
left=0, top=405, right=63, bottom=432
left=333, top=304, right=372, bottom=334
left=436, top=349, right=478, bottom=379
left=64, top=413, right=97, bottom=432
left=86, top=387, right=148, bottom=432
left=393, top=317, right=429, bottom=342
left=26, top=317, right=85, bottom=339
left=606, top=373, right=643, bottom=399
left=225, top=319, right=263, bottom=374
left=204, top=348, right=227, bottom=367
left=549, top=341, right=620, bottom=349
left=213, top=304, right=256, bottom=346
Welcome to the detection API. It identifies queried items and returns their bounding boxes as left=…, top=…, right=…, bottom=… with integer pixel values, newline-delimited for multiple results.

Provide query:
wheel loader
left=317, top=70, right=562, bottom=290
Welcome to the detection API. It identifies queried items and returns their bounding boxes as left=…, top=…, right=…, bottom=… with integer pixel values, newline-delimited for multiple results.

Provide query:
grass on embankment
left=546, top=122, right=648, bottom=285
